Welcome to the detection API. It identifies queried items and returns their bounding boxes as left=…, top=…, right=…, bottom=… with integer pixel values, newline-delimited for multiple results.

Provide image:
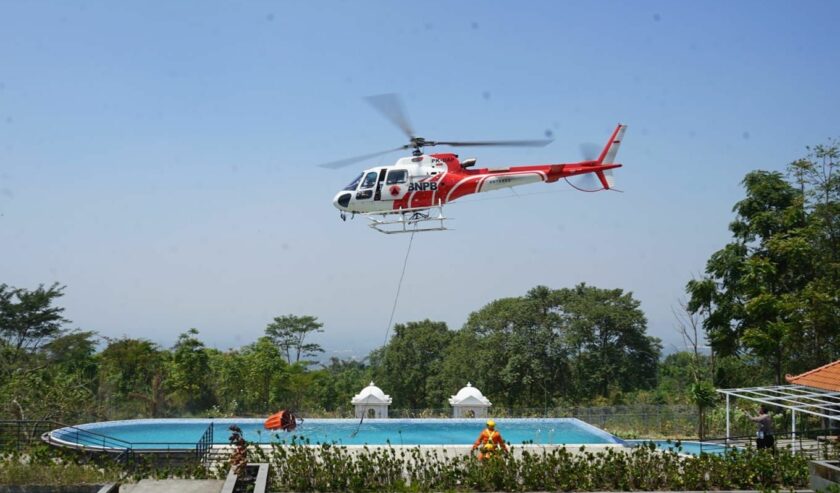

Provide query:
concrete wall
left=810, top=460, right=840, bottom=492
left=354, top=405, right=388, bottom=419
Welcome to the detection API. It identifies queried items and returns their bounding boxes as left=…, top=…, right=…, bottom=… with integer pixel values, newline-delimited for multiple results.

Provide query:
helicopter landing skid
left=366, top=205, right=451, bottom=234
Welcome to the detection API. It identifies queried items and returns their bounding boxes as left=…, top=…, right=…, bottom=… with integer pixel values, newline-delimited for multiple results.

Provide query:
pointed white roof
left=351, top=381, right=392, bottom=405
left=449, top=382, right=491, bottom=407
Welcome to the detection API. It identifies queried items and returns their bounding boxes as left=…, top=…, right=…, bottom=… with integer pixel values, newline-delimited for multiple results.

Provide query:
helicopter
left=321, top=94, right=626, bottom=234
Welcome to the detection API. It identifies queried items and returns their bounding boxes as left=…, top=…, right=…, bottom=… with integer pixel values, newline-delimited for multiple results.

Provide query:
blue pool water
left=627, top=439, right=732, bottom=456
left=51, top=418, right=623, bottom=450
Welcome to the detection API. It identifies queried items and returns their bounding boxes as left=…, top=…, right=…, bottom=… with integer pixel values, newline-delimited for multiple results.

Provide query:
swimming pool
left=627, top=439, right=732, bottom=456
left=49, top=418, right=624, bottom=450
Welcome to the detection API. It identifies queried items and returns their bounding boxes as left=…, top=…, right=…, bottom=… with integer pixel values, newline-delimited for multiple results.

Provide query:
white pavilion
left=449, top=382, right=492, bottom=418
left=351, top=381, right=393, bottom=418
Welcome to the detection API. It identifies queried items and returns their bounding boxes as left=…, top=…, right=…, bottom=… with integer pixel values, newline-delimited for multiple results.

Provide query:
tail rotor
left=566, top=124, right=626, bottom=192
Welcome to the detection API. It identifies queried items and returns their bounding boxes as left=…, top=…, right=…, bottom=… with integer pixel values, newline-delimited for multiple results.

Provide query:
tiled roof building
left=785, top=359, right=840, bottom=392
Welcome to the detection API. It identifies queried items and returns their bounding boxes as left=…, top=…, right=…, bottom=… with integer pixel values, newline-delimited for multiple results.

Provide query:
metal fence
left=0, top=420, right=57, bottom=452
left=194, top=422, right=214, bottom=467
left=695, top=428, right=840, bottom=460
left=316, top=404, right=834, bottom=441
left=1, top=419, right=136, bottom=466
left=0, top=419, right=216, bottom=470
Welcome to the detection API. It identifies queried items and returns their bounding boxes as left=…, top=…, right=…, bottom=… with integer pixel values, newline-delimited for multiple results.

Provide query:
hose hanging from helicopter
left=349, top=226, right=415, bottom=439
left=383, top=227, right=416, bottom=346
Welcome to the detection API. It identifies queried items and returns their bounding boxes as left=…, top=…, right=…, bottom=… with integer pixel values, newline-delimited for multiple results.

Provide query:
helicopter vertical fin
left=594, top=124, right=626, bottom=189
left=597, top=124, right=627, bottom=165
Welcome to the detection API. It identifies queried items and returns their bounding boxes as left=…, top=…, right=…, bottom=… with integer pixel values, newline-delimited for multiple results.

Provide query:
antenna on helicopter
left=317, top=93, right=554, bottom=169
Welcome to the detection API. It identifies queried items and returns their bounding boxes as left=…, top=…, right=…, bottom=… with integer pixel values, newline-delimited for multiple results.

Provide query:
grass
left=0, top=458, right=121, bottom=486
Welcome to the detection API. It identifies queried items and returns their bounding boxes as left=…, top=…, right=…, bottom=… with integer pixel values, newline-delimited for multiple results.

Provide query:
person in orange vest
left=472, top=419, right=508, bottom=460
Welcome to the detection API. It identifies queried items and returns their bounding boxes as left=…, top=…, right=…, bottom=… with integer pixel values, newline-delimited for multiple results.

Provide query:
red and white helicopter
left=322, top=95, right=626, bottom=234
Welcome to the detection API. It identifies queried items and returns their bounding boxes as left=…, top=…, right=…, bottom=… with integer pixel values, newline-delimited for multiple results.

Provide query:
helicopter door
left=382, top=169, right=409, bottom=202
left=373, top=168, right=387, bottom=201
left=355, top=171, right=378, bottom=201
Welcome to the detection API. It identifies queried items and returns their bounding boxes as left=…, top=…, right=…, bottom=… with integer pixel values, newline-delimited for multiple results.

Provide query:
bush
left=266, top=441, right=809, bottom=492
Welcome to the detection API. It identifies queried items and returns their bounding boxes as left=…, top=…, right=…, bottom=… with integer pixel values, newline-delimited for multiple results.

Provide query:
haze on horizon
left=1, top=1, right=838, bottom=360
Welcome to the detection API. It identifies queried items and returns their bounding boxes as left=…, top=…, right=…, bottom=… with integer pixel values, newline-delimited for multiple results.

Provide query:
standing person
left=472, top=420, right=508, bottom=460
left=750, top=405, right=774, bottom=450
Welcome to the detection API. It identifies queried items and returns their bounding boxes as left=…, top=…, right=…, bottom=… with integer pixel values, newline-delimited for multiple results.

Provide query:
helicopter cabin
left=333, top=154, right=455, bottom=214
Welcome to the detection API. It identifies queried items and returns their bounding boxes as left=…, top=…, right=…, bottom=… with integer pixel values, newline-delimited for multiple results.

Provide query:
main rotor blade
left=365, top=93, right=415, bottom=140
left=317, top=145, right=409, bottom=169
left=433, top=139, right=554, bottom=148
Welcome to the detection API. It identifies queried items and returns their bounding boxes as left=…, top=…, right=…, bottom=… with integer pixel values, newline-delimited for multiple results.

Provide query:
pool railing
left=0, top=419, right=220, bottom=469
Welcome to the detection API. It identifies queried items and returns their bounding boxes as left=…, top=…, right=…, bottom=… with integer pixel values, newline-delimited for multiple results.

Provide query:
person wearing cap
left=472, top=419, right=508, bottom=460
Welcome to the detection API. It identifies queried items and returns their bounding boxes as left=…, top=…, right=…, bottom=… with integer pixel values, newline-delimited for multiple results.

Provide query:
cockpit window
left=386, top=169, right=407, bottom=185
left=343, top=173, right=363, bottom=191
left=360, top=171, right=378, bottom=189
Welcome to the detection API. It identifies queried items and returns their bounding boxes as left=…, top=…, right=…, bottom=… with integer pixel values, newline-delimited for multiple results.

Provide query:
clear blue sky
left=2, top=1, right=838, bottom=358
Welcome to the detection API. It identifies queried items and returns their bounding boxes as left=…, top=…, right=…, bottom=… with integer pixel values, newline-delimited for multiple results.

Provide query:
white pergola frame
left=717, top=384, right=840, bottom=449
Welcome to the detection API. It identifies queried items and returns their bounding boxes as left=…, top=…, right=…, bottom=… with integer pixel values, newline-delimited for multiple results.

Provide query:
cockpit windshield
left=343, top=173, right=363, bottom=191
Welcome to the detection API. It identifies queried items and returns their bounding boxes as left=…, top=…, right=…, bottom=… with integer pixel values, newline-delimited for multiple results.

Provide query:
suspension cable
left=383, top=228, right=416, bottom=346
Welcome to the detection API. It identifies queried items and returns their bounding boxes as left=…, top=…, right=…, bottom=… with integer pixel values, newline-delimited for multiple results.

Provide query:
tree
left=314, top=357, right=370, bottom=412
left=169, top=328, right=213, bottom=413
left=0, top=283, right=69, bottom=371
left=207, top=348, right=249, bottom=415
left=375, top=320, right=453, bottom=409
left=265, top=315, right=324, bottom=364
left=787, top=141, right=840, bottom=368
left=0, top=285, right=100, bottom=422
left=689, top=381, right=717, bottom=439
left=561, top=284, right=661, bottom=399
left=129, top=370, right=170, bottom=418
left=43, top=330, right=99, bottom=380
left=283, top=362, right=320, bottom=411
left=672, top=300, right=716, bottom=438
left=453, top=287, right=570, bottom=408
left=687, top=141, right=840, bottom=383
left=240, top=336, right=288, bottom=412
left=688, top=171, right=804, bottom=383
left=444, top=285, right=659, bottom=407
left=0, top=330, right=100, bottom=422
left=657, top=352, right=699, bottom=398
left=0, top=369, right=96, bottom=422
left=98, top=337, right=169, bottom=417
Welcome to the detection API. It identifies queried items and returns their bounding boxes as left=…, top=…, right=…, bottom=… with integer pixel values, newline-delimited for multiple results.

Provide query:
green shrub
left=266, top=441, right=810, bottom=492
left=1, top=440, right=812, bottom=491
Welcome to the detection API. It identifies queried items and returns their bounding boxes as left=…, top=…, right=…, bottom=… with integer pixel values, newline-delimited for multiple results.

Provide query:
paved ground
left=120, top=479, right=224, bottom=493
